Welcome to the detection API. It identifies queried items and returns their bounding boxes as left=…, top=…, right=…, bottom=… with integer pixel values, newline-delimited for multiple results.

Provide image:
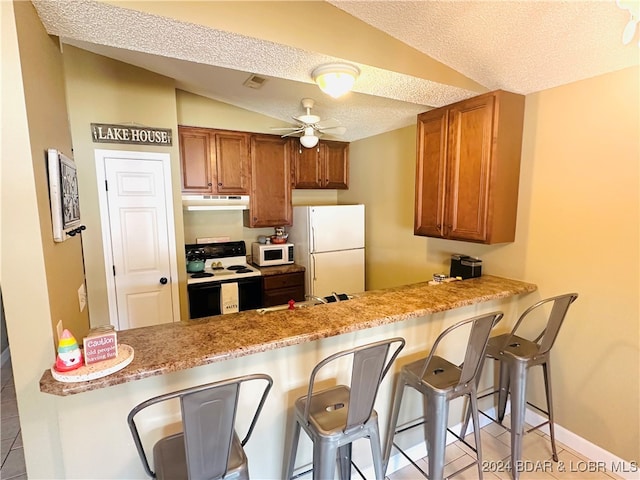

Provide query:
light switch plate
left=78, top=283, right=87, bottom=312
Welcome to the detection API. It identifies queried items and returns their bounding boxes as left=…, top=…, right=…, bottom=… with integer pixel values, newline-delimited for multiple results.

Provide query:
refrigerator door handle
left=311, top=224, right=316, bottom=253
left=312, top=255, right=317, bottom=281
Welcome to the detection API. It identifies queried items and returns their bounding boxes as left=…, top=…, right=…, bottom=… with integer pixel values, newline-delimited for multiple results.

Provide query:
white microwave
left=252, top=242, right=294, bottom=267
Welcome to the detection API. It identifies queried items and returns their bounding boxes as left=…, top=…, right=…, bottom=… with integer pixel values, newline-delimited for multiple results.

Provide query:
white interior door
left=97, top=150, right=178, bottom=329
left=310, top=249, right=365, bottom=298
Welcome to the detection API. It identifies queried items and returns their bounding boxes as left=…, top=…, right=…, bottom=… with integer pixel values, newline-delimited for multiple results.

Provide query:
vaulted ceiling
left=33, top=0, right=640, bottom=142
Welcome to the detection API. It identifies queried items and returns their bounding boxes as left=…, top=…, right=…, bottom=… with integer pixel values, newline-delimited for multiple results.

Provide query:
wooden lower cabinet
left=262, top=272, right=305, bottom=307
left=243, top=135, right=292, bottom=227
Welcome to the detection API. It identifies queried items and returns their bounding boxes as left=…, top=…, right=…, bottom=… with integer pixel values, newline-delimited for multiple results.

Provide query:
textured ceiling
left=32, top=0, right=639, bottom=142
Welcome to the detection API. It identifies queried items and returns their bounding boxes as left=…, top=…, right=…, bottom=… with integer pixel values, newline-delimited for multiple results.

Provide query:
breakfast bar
left=38, top=275, right=537, bottom=479
left=40, top=275, right=536, bottom=396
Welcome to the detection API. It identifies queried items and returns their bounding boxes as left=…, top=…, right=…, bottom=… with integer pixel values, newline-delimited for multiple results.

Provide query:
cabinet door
left=446, top=94, right=494, bottom=242
left=292, top=142, right=322, bottom=188
left=414, top=109, right=448, bottom=237
left=244, top=135, right=292, bottom=227
left=213, top=131, right=250, bottom=194
left=179, top=127, right=213, bottom=193
left=323, top=141, right=349, bottom=189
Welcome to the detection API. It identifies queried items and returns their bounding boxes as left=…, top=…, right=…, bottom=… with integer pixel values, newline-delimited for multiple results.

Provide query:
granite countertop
left=254, top=263, right=305, bottom=276
left=39, top=275, right=536, bottom=396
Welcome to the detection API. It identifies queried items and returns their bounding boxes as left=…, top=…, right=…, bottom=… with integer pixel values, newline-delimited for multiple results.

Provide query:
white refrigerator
left=288, top=205, right=365, bottom=298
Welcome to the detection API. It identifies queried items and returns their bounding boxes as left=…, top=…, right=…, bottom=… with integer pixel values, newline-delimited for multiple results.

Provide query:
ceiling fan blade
left=315, top=118, right=340, bottom=129
left=270, top=127, right=302, bottom=131
left=318, top=126, right=347, bottom=136
left=280, top=130, right=304, bottom=138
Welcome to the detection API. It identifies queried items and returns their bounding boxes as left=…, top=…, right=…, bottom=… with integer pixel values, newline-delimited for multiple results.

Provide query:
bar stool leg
left=509, top=361, right=528, bottom=480
left=426, top=394, right=449, bottom=480
left=337, top=443, right=352, bottom=480
left=314, top=441, right=338, bottom=480
left=368, top=421, right=385, bottom=480
left=497, top=362, right=511, bottom=423
left=542, top=359, right=559, bottom=462
left=469, top=388, right=484, bottom=480
left=285, top=419, right=302, bottom=479
left=382, top=376, right=406, bottom=474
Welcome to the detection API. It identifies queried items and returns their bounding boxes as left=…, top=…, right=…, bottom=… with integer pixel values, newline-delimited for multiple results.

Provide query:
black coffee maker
left=450, top=254, right=482, bottom=279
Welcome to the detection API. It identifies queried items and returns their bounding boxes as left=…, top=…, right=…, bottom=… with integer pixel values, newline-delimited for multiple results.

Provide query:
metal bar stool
left=284, top=337, right=405, bottom=480
left=383, top=312, right=504, bottom=480
left=127, top=373, right=273, bottom=480
left=462, top=293, right=578, bottom=480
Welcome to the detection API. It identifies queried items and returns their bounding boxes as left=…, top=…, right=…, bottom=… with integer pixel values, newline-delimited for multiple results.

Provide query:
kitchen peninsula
left=40, top=275, right=536, bottom=396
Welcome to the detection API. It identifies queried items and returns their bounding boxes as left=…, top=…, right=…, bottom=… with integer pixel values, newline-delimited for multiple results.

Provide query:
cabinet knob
left=447, top=224, right=453, bottom=229
left=218, top=182, right=222, bottom=186
left=159, top=277, right=168, bottom=285
left=207, top=182, right=212, bottom=186
left=436, top=224, right=442, bottom=230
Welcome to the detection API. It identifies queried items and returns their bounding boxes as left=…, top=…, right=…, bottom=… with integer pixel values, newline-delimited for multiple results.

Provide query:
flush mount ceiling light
left=617, top=0, right=640, bottom=45
left=299, top=126, right=319, bottom=148
left=312, top=63, right=360, bottom=98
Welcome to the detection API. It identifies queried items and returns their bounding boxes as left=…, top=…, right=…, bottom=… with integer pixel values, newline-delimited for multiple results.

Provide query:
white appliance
left=252, top=242, right=295, bottom=266
left=288, top=205, right=365, bottom=298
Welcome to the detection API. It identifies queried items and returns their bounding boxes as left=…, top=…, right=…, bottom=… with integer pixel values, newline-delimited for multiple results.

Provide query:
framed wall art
left=47, top=148, right=82, bottom=242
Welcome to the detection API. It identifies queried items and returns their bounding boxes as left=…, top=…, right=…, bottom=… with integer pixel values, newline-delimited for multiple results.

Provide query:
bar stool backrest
left=502, top=293, right=579, bottom=355
left=127, top=373, right=273, bottom=480
left=303, top=337, right=405, bottom=434
left=418, top=312, right=504, bottom=388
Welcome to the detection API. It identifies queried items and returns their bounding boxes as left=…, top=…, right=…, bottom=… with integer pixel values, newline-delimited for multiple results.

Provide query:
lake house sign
left=91, top=123, right=172, bottom=146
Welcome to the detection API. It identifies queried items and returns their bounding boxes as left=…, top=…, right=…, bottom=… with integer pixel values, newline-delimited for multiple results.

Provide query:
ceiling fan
left=272, top=98, right=346, bottom=148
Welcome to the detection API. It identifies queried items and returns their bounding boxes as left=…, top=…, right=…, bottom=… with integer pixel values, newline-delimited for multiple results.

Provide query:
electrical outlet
left=78, top=284, right=87, bottom=312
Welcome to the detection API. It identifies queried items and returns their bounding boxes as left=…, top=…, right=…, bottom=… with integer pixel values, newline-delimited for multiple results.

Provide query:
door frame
left=94, top=149, right=180, bottom=328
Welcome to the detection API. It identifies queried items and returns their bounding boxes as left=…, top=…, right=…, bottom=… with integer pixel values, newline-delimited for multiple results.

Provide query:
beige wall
left=2, top=1, right=67, bottom=477
left=62, top=46, right=189, bottom=322
left=345, top=66, right=639, bottom=461
left=12, top=2, right=90, bottom=345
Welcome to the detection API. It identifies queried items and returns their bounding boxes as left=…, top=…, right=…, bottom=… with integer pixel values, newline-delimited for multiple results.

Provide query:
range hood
left=182, top=195, right=249, bottom=211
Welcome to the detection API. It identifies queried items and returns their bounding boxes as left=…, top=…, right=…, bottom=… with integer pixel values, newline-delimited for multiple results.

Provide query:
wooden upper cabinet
left=179, top=127, right=212, bottom=194
left=178, top=126, right=250, bottom=195
left=213, top=131, right=250, bottom=194
left=291, top=141, right=322, bottom=188
left=244, top=135, right=292, bottom=228
left=414, top=90, right=525, bottom=244
left=323, top=141, right=349, bottom=189
left=292, top=140, right=349, bottom=189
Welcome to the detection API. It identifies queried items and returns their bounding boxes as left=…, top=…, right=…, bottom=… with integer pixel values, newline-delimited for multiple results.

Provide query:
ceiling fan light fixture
left=300, top=126, right=319, bottom=148
left=312, top=63, right=360, bottom=98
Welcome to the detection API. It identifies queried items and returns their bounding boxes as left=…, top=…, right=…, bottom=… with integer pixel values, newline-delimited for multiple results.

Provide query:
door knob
left=159, top=277, right=168, bottom=285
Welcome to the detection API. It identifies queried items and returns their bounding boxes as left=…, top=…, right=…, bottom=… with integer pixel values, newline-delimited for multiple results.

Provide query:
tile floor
left=1, top=360, right=26, bottom=480
left=386, top=417, right=624, bottom=480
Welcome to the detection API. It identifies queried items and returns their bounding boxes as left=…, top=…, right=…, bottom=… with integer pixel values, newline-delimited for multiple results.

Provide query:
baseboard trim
left=524, top=409, right=639, bottom=480
left=0, top=347, right=10, bottom=367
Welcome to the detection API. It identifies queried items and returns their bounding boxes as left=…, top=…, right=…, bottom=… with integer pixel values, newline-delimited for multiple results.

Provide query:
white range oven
left=186, top=241, right=262, bottom=319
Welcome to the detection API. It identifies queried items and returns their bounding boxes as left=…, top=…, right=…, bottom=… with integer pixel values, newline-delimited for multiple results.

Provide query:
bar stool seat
left=127, top=373, right=273, bottom=480
left=463, top=293, right=578, bottom=480
left=383, top=312, right=504, bottom=480
left=284, top=337, right=405, bottom=480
